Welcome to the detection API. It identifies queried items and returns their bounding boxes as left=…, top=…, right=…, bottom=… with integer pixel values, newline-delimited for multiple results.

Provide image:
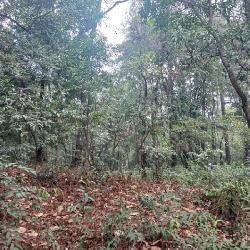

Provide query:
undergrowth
left=0, top=163, right=249, bottom=249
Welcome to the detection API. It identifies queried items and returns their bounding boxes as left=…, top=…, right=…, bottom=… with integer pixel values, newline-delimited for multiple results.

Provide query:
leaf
left=17, top=227, right=26, bottom=234
left=49, top=226, right=60, bottom=231
left=68, top=219, right=74, bottom=223
left=57, top=205, right=64, bottom=213
left=28, top=230, right=38, bottom=237
left=35, top=212, right=44, bottom=217
left=129, top=212, right=140, bottom=216
left=183, top=207, right=195, bottom=213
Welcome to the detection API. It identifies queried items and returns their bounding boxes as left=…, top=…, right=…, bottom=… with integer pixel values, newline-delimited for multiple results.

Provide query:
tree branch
left=0, top=13, right=30, bottom=33
left=181, top=0, right=250, bottom=127
left=28, top=10, right=54, bottom=30
left=0, top=8, right=56, bottom=33
left=102, top=0, right=129, bottom=16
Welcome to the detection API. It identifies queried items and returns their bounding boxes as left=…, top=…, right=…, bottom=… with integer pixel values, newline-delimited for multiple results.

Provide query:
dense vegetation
left=0, top=0, right=249, bottom=249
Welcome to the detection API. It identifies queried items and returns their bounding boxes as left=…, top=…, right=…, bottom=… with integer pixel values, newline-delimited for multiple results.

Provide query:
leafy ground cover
left=0, top=166, right=249, bottom=249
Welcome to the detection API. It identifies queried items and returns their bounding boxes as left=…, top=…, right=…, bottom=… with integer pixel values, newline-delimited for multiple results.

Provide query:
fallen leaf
left=57, top=205, right=64, bottom=213
left=150, top=246, right=161, bottom=250
left=17, top=227, right=27, bottom=234
left=114, top=230, right=124, bottom=237
left=28, top=230, right=39, bottom=237
left=183, top=207, right=195, bottom=213
left=130, top=212, right=140, bottom=216
left=49, top=226, right=60, bottom=231
left=68, top=219, right=74, bottom=223
left=35, top=212, right=44, bottom=217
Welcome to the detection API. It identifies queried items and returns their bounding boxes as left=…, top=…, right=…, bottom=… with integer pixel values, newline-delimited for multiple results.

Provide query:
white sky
left=99, top=1, right=131, bottom=45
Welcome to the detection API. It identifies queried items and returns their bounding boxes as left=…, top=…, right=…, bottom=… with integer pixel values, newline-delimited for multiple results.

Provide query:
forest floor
left=0, top=166, right=244, bottom=249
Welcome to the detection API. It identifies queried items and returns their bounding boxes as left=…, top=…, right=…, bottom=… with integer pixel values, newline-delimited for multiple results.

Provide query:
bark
left=35, top=78, right=47, bottom=164
left=139, top=145, right=147, bottom=178
left=207, top=0, right=213, bottom=25
left=36, top=146, right=47, bottom=163
left=40, top=79, right=45, bottom=99
left=56, top=144, right=60, bottom=168
left=162, top=62, right=175, bottom=102
left=244, top=129, right=250, bottom=167
left=211, top=98, right=216, bottom=151
left=139, top=117, right=149, bottom=178
left=71, top=130, right=83, bottom=167
left=152, top=93, right=160, bottom=179
left=216, top=43, right=250, bottom=167
left=141, top=73, right=148, bottom=98
left=219, top=49, right=250, bottom=127
left=244, top=0, right=250, bottom=24
left=220, top=92, right=231, bottom=164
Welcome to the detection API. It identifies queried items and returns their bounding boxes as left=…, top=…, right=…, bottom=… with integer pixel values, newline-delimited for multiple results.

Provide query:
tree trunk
left=220, top=92, right=231, bottom=164
left=245, top=129, right=250, bottom=167
left=71, top=130, right=83, bottom=167
left=56, top=144, right=60, bottom=168
left=139, top=145, right=147, bottom=178
left=218, top=46, right=250, bottom=166
left=139, top=116, right=148, bottom=178
left=36, top=146, right=47, bottom=163
left=244, top=0, right=250, bottom=24
left=183, top=0, right=250, bottom=166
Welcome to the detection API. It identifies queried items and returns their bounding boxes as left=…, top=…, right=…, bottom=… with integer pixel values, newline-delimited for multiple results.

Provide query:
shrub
left=206, top=184, right=246, bottom=223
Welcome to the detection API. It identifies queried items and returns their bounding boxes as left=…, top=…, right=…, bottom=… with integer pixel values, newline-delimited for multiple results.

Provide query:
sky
left=99, top=1, right=131, bottom=45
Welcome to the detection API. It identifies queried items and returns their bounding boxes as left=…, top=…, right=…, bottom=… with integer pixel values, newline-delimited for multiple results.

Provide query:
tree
left=138, top=0, right=249, bottom=166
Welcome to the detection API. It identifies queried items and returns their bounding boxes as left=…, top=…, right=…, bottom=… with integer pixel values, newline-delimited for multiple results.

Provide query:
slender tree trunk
left=33, top=78, right=47, bottom=164
left=40, top=79, right=45, bottom=99
left=183, top=0, right=250, bottom=167
left=244, top=0, right=250, bottom=166
left=220, top=92, right=231, bottom=164
left=211, top=98, right=216, bottom=151
left=139, top=145, right=147, bottom=178
left=217, top=46, right=250, bottom=166
left=137, top=69, right=149, bottom=178
left=56, top=144, right=60, bottom=168
left=207, top=0, right=213, bottom=25
left=245, top=129, right=250, bottom=167
left=152, top=82, right=161, bottom=179
left=71, top=92, right=92, bottom=168
left=71, top=129, right=83, bottom=167
left=244, top=0, right=250, bottom=24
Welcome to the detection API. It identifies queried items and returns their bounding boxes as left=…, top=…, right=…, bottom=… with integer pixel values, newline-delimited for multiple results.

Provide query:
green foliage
left=0, top=166, right=38, bottom=248
left=206, top=184, right=247, bottom=222
left=41, top=229, right=60, bottom=250
left=0, top=229, right=23, bottom=250
left=77, top=192, right=95, bottom=212
left=0, top=166, right=37, bottom=220
left=160, top=191, right=181, bottom=203
left=37, top=187, right=50, bottom=201
left=138, top=195, right=157, bottom=210
left=101, top=209, right=130, bottom=248
left=1, top=0, right=250, bottom=247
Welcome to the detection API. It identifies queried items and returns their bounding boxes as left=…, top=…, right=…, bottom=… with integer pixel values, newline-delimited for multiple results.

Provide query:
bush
left=206, top=184, right=248, bottom=223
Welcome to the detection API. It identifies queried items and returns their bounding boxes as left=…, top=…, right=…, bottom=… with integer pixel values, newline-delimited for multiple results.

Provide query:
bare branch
left=102, top=0, right=129, bottom=16
left=0, top=8, right=56, bottom=33
left=0, top=13, right=30, bottom=33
